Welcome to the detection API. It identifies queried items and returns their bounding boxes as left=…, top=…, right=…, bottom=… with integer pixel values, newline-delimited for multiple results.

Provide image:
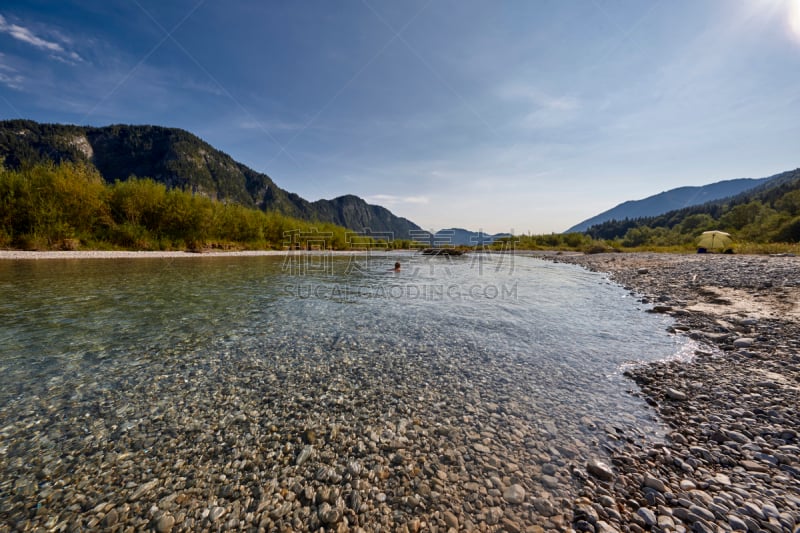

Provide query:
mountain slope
left=565, top=177, right=772, bottom=233
left=584, top=168, right=800, bottom=243
left=433, top=228, right=512, bottom=247
left=0, top=120, right=420, bottom=236
left=310, top=195, right=420, bottom=239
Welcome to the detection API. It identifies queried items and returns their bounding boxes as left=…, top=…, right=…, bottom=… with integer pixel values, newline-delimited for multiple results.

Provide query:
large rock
left=503, top=484, right=526, bottom=504
left=733, top=337, right=755, bottom=348
left=586, top=459, right=614, bottom=481
left=666, top=387, right=687, bottom=401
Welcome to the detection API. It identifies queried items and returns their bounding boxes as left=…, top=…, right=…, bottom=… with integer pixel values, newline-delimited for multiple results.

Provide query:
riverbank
left=0, top=250, right=352, bottom=260
left=547, top=253, right=800, bottom=532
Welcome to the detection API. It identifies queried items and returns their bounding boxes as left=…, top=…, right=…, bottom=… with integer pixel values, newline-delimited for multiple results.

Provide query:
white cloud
left=498, top=83, right=580, bottom=112
left=0, top=53, right=23, bottom=89
left=0, top=71, right=23, bottom=90
left=0, top=14, right=83, bottom=63
left=496, top=82, right=581, bottom=129
left=364, top=194, right=430, bottom=206
left=238, top=118, right=304, bottom=131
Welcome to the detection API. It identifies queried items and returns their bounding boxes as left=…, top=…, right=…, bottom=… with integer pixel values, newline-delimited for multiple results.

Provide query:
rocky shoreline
left=1, top=252, right=798, bottom=532
left=548, top=253, right=800, bottom=533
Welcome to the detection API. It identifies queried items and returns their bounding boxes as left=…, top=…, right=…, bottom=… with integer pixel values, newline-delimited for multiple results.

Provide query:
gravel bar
left=547, top=252, right=800, bottom=533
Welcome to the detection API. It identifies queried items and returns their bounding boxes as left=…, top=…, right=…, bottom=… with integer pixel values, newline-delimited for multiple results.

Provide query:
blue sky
left=1, top=1, right=799, bottom=233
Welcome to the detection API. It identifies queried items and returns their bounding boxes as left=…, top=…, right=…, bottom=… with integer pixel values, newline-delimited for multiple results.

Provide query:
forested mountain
left=566, top=176, right=772, bottom=233
left=0, top=120, right=420, bottom=237
left=584, top=168, right=800, bottom=245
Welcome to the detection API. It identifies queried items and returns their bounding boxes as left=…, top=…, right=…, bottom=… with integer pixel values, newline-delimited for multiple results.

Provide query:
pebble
left=733, top=337, right=754, bottom=348
left=533, top=497, right=556, bottom=516
left=209, top=506, right=226, bottom=522
left=643, top=476, right=667, bottom=492
left=155, top=513, right=175, bottom=533
left=587, top=459, right=615, bottom=481
left=728, top=515, right=748, bottom=531
left=637, top=507, right=657, bottom=527
left=666, top=387, right=688, bottom=401
left=503, top=484, right=526, bottom=505
left=443, top=510, right=459, bottom=528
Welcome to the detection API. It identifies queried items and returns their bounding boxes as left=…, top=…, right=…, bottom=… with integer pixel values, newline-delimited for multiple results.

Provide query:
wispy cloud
left=0, top=13, right=83, bottom=63
left=498, top=84, right=580, bottom=112
left=497, top=83, right=580, bottom=129
left=238, top=118, right=305, bottom=132
left=364, top=194, right=430, bottom=206
left=0, top=53, right=23, bottom=89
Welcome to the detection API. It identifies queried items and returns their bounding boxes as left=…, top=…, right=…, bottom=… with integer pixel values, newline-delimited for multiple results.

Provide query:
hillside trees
left=0, top=162, right=354, bottom=250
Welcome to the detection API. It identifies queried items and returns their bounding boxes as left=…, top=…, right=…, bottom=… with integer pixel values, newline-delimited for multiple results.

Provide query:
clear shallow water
left=0, top=254, right=686, bottom=432
left=0, top=253, right=692, bottom=527
left=0, top=255, right=687, bottom=419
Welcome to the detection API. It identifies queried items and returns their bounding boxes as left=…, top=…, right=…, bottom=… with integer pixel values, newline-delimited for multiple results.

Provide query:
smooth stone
left=743, top=502, right=765, bottom=519
left=740, top=460, right=769, bottom=473
left=503, top=484, right=526, bottom=505
left=443, top=511, right=459, bottom=528
left=473, top=443, right=491, bottom=453
left=486, top=507, right=502, bottom=525
left=587, top=459, right=614, bottom=481
left=155, top=514, right=175, bottom=533
left=533, top=497, right=555, bottom=516
left=680, top=479, right=697, bottom=490
left=501, top=517, right=522, bottom=533
left=209, top=506, right=226, bottom=522
left=574, top=503, right=599, bottom=525
left=129, top=479, right=158, bottom=501
left=733, top=337, right=755, bottom=348
left=643, top=476, right=667, bottom=492
left=693, top=519, right=715, bottom=533
left=595, top=520, right=618, bottom=533
left=714, top=473, right=731, bottom=486
left=725, top=430, right=749, bottom=443
left=637, top=507, right=657, bottom=527
left=657, top=515, right=675, bottom=528
left=728, top=515, right=748, bottom=531
left=762, top=503, right=780, bottom=519
left=296, top=445, right=313, bottom=466
left=102, top=509, right=119, bottom=527
left=689, top=505, right=715, bottom=522
left=318, top=502, right=341, bottom=525
left=666, top=388, right=688, bottom=401
left=541, top=475, right=559, bottom=489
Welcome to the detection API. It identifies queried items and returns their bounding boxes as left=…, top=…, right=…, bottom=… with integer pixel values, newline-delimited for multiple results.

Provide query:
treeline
left=584, top=170, right=800, bottom=248
left=0, top=162, right=368, bottom=251
left=490, top=232, right=613, bottom=253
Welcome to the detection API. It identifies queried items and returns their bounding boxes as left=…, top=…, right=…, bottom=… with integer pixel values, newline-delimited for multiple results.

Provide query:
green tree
left=679, top=213, right=715, bottom=234
left=621, top=226, right=653, bottom=247
left=776, top=190, right=800, bottom=217
left=719, top=201, right=764, bottom=230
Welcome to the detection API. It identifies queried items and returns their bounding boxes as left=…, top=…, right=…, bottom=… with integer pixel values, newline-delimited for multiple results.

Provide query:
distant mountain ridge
left=583, top=168, right=800, bottom=243
left=0, top=120, right=421, bottom=237
left=565, top=176, right=772, bottom=233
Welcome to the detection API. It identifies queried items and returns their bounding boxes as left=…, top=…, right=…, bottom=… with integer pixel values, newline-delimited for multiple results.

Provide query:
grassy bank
left=0, top=162, right=366, bottom=251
